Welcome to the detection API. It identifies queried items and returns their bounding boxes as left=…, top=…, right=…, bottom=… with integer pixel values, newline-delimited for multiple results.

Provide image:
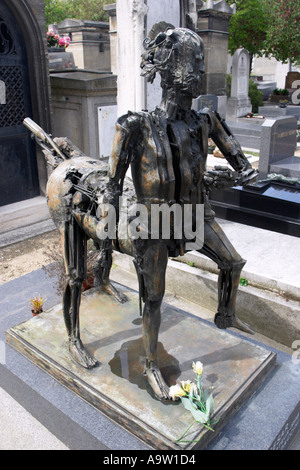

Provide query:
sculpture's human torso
left=124, top=108, right=209, bottom=209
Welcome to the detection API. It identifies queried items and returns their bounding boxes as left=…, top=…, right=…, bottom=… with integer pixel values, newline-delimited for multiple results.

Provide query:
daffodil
left=169, top=384, right=186, bottom=401
left=192, top=361, right=203, bottom=376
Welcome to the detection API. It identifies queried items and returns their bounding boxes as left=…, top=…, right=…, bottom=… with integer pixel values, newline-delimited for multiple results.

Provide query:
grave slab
left=270, top=156, right=300, bottom=179
left=6, top=285, right=276, bottom=450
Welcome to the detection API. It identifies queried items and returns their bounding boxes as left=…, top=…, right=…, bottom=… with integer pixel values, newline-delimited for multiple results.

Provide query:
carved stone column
left=196, top=1, right=235, bottom=116
left=116, top=0, right=148, bottom=115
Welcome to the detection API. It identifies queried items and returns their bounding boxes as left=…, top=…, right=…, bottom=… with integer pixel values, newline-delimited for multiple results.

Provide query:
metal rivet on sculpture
left=24, top=23, right=257, bottom=401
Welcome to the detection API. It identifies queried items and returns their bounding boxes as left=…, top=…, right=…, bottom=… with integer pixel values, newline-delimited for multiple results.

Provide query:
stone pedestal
left=197, top=3, right=234, bottom=117
left=50, top=71, right=117, bottom=159
left=6, top=286, right=276, bottom=450
left=226, top=96, right=252, bottom=119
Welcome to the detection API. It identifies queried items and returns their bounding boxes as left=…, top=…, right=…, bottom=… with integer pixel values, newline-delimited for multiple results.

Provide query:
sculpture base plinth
left=6, top=285, right=276, bottom=450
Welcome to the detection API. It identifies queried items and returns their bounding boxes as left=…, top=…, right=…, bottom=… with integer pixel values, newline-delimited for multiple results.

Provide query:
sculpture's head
left=141, top=23, right=205, bottom=99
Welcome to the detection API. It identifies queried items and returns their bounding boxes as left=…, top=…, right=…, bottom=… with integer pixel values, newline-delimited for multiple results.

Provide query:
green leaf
left=181, top=396, right=197, bottom=412
left=206, top=393, right=214, bottom=417
left=240, top=278, right=248, bottom=286
left=201, top=388, right=209, bottom=402
left=181, top=397, right=209, bottom=424
left=190, top=408, right=209, bottom=424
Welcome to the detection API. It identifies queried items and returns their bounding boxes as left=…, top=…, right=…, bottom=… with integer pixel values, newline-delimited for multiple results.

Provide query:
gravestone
left=227, top=48, right=252, bottom=119
left=50, top=71, right=117, bottom=159
left=285, top=71, right=300, bottom=90
left=258, top=116, right=298, bottom=179
left=57, top=19, right=111, bottom=72
left=48, top=52, right=76, bottom=72
left=193, top=94, right=218, bottom=112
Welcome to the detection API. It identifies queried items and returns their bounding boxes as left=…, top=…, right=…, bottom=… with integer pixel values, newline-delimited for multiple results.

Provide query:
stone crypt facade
left=0, top=0, right=51, bottom=205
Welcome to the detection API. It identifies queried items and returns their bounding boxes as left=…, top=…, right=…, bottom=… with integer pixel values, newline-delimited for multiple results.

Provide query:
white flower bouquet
left=169, top=361, right=219, bottom=443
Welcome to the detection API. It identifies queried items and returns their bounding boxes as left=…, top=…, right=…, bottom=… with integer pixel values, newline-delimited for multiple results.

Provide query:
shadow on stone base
left=6, top=285, right=276, bottom=450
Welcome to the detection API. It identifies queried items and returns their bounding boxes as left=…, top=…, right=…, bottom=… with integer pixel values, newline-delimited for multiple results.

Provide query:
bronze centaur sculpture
left=24, top=24, right=257, bottom=400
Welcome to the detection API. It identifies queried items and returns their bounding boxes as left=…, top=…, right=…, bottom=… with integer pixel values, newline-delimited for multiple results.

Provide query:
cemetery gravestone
left=50, top=71, right=117, bottom=159
left=48, top=51, right=76, bottom=72
left=57, top=19, right=111, bottom=72
left=258, top=116, right=298, bottom=178
left=285, top=71, right=300, bottom=90
left=227, top=48, right=252, bottom=119
left=193, top=94, right=218, bottom=112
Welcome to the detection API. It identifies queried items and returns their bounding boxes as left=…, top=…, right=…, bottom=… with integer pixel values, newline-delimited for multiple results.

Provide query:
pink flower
left=59, top=36, right=70, bottom=48
left=59, top=37, right=70, bottom=48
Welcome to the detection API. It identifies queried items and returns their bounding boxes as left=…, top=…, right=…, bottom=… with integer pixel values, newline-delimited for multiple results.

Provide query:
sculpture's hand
left=235, top=167, right=258, bottom=187
left=204, top=166, right=236, bottom=190
left=204, top=166, right=258, bottom=191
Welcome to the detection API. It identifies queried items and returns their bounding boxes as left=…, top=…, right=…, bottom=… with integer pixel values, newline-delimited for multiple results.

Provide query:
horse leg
left=93, top=241, right=128, bottom=303
left=199, top=216, right=254, bottom=335
left=62, top=219, right=98, bottom=368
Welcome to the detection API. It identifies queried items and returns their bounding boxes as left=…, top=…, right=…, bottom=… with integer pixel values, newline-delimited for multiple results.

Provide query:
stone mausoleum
left=0, top=0, right=51, bottom=206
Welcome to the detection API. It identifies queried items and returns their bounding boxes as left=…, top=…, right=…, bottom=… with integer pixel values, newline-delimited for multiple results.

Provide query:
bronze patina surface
left=6, top=285, right=276, bottom=450
left=23, top=25, right=258, bottom=401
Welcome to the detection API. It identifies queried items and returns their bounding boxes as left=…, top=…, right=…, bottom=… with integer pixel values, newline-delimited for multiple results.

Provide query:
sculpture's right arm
left=106, top=114, right=139, bottom=206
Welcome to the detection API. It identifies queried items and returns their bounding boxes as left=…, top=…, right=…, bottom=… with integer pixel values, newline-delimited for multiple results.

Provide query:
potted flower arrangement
left=30, top=296, right=45, bottom=316
left=279, top=99, right=289, bottom=108
left=46, top=29, right=70, bottom=52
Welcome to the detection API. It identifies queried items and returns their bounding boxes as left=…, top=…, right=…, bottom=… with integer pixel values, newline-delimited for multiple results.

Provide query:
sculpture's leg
left=199, top=214, right=254, bottom=335
left=214, top=259, right=254, bottom=334
left=62, top=219, right=98, bottom=368
left=135, top=240, right=170, bottom=400
left=93, top=241, right=128, bottom=303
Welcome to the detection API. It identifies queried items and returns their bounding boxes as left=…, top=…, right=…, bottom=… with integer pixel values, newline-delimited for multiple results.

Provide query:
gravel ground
left=0, top=230, right=61, bottom=285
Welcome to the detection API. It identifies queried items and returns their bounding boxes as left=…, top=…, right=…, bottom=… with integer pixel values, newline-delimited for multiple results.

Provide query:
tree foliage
left=263, top=0, right=300, bottom=64
left=228, top=0, right=300, bottom=64
left=44, top=0, right=112, bottom=26
left=228, top=0, right=268, bottom=57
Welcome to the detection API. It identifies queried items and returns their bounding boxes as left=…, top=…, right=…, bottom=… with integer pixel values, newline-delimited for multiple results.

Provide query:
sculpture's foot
left=144, top=360, right=170, bottom=401
left=68, top=338, right=98, bottom=369
left=214, top=312, right=255, bottom=335
left=102, top=281, right=128, bottom=304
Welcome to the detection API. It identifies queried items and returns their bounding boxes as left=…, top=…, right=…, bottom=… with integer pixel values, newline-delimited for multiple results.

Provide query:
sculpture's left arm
left=207, top=111, right=252, bottom=171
